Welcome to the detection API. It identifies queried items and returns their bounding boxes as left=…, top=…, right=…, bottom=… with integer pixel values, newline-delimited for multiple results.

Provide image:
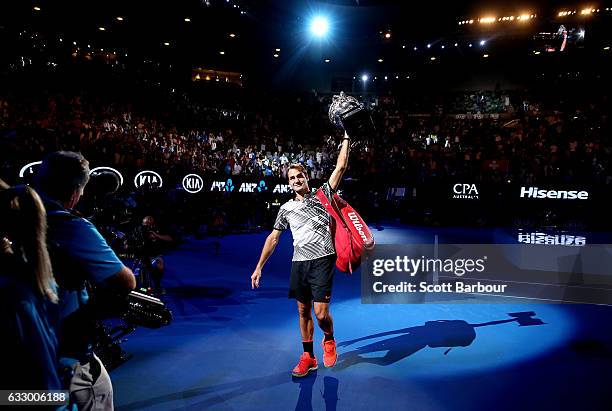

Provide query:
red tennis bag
left=316, top=190, right=375, bottom=273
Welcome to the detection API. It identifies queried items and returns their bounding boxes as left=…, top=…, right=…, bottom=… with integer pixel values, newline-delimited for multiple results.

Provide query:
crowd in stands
left=1, top=86, right=611, bottom=189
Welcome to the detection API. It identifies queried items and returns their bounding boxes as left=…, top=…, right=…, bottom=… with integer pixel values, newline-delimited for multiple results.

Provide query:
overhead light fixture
left=99, top=27, right=106, bottom=31
left=273, top=53, right=279, bottom=58
left=361, top=74, right=368, bottom=81
left=116, top=16, right=124, bottom=21
left=229, top=33, right=236, bottom=37
left=33, top=6, right=41, bottom=11
left=479, top=17, right=496, bottom=24
left=219, top=51, right=225, bottom=55
left=275, top=48, right=280, bottom=52
left=385, top=32, right=391, bottom=39
left=430, top=57, right=436, bottom=60
left=164, top=42, right=170, bottom=46
left=483, top=54, right=489, bottom=58
left=184, top=18, right=191, bottom=22
left=378, top=58, right=383, bottom=62
left=324, top=58, right=330, bottom=63
left=310, top=16, right=330, bottom=38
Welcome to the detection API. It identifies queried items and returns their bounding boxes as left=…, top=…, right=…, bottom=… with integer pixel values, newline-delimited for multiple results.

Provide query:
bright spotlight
left=578, top=30, right=585, bottom=38
left=310, top=16, right=329, bottom=37
left=480, top=40, right=486, bottom=46
left=361, top=74, right=368, bottom=82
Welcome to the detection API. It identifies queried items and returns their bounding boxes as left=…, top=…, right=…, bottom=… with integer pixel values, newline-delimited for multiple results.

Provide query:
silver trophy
left=328, top=92, right=374, bottom=143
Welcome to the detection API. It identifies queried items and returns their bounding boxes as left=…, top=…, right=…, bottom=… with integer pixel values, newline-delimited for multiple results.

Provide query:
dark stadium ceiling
left=0, top=1, right=608, bottom=76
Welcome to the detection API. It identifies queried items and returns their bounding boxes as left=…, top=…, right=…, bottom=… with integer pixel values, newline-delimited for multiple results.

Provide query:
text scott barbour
left=372, top=281, right=507, bottom=294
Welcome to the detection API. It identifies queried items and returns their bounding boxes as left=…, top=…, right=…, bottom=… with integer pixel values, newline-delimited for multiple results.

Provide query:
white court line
left=465, top=292, right=612, bottom=306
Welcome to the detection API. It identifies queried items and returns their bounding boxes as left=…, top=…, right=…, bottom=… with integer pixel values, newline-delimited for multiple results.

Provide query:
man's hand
left=251, top=268, right=262, bottom=289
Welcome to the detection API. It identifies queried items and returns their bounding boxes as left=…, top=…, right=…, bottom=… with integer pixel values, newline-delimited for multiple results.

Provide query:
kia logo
left=19, top=161, right=42, bottom=179
left=134, top=170, right=163, bottom=189
left=182, top=174, right=203, bottom=193
left=90, top=166, right=124, bottom=186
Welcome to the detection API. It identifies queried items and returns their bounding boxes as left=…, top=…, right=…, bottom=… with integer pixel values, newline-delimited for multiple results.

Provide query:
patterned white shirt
left=274, top=183, right=336, bottom=261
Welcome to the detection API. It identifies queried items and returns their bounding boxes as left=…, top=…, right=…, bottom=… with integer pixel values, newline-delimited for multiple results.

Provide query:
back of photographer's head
left=36, top=151, right=90, bottom=208
left=0, top=178, right=57, bottom=303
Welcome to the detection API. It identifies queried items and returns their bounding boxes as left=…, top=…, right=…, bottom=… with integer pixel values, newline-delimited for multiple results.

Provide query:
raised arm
left=251, top=229, right=282, bottom=289
left=328, top=132, right=351, bottom=191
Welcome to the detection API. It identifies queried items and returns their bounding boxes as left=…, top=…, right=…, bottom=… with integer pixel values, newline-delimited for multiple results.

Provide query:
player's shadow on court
left=117, top=372, right=339, bottom=411
left=335, top=311, right=545, bottom=370
left=292, top=374, right=339, bottom=411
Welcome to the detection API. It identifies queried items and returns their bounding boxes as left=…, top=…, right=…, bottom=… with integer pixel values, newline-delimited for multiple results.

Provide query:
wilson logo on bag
left=316, top=190, right=375, bottom=273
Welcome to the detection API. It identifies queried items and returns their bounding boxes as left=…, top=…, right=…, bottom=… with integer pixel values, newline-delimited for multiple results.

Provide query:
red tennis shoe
left=322, top=339, right=337, bottom=368
left=292, top=353, right=318, bottom=377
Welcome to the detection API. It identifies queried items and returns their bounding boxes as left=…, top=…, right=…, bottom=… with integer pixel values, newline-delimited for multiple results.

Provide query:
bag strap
left=317, top=187, right=350, bottom=230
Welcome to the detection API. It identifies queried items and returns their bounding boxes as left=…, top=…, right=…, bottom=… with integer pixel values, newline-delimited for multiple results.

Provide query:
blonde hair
left=0, top=180, right=57, bottom=303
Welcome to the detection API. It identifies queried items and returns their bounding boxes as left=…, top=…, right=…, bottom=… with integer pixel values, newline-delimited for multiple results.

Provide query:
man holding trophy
left=250, top=92, right=373, bottom=377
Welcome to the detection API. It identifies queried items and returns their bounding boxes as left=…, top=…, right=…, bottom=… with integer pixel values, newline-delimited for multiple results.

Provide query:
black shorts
left=289, top=254, right=336, bottom=303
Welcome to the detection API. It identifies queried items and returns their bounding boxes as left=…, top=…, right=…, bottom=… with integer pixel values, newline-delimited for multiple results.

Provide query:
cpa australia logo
left=182, top=174, right=203, bottom=194
left=134, top=170, right=163, bottom=189
left=453, top=183, right=479, bottom=200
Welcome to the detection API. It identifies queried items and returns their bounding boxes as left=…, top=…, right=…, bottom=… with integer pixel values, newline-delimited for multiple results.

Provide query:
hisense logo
left=348, top=212, right=368, bottom=242
left=520, top=186, right=589, bottom=200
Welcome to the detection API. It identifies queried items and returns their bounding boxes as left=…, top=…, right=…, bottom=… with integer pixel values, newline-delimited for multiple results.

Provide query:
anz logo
left=257, top=180, right=268, bottom=192
left=210, top=179, right=235, bottom=192
left=134, top=170, right=163, bottom=189
left=273, top=184, right=292, bottom=194
left=239, top=182, right=258, bottom=192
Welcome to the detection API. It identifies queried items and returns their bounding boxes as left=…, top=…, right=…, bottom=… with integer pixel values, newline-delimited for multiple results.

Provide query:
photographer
left=36, top=151, right=136, bottom=411
left=129, top=215, right=174, bottom=294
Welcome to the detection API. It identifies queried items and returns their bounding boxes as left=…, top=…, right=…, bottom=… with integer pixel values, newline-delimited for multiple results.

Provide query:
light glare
left=310, top=16, right=329, bottom=37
